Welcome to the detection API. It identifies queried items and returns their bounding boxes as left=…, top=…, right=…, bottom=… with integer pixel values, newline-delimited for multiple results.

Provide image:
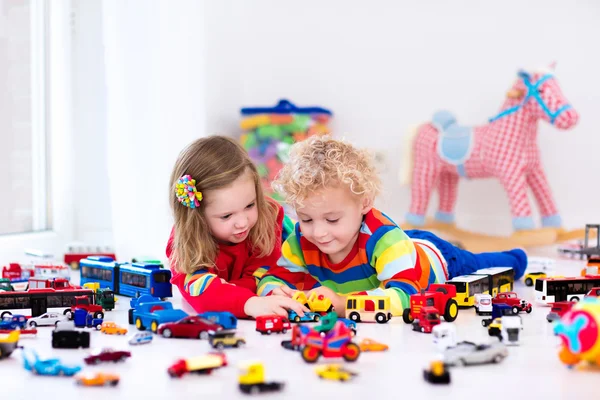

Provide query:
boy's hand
left=244, top=296, right=309, bottom=319
left=307, top=286, right=347, bottom=317
left=270, top=285, right=296, bottom=298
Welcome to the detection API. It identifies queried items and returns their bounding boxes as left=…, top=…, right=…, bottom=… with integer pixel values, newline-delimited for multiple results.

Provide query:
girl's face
left=203, top=171, right=258, bottom=244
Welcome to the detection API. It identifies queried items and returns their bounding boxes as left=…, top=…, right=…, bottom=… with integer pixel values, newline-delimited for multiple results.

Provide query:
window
left=0, top=0, right=49, bottom=235
left=153, top=271, right=170, bottom=283
left=121, top=272, right=148, bottom=288
left=448, top=281, right=467, bottom=294
left=378, top=299, right=385, bottom=310
left=535, top=279, right=544, bottom=292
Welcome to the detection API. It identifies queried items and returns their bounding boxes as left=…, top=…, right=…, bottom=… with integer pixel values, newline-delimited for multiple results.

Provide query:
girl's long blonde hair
left=169, top=136, right=278, bottom=274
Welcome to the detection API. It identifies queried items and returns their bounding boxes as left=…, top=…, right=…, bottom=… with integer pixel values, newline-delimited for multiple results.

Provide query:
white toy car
left=128, top=332, right=153, bottom=346
left=28, top=312, right=68, bottom=328
left=474, top=294, right=493, bottom=315
left=55, top=320, right=76, bottom=331
left=443, top=340, right=508, bottom=366
left=432, top=323, right=457, bottom=352
left=500, top=315, right=523, bottom=345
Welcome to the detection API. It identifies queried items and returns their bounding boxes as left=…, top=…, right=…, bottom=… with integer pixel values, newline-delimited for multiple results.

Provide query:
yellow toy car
left=488, top=318, right=502, bottom=338
left=100, top=321, right=128, bottom=335
left=75, top=372, right=120, bottom=386
left=209, top=331, right=246, bottom=349
left=358, top=338, right=389, bottom=352
left=292, top=291, right=334, bottom=313
left=423, top=360, right=450, bottom=384
left=524, top=272, right=547, bottom=287
left=315, top=364, right=357, bottom=382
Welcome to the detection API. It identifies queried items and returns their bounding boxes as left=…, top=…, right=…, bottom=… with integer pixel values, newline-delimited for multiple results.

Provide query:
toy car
left=288, top=310, right=321, bottom=323
left=492, top=292, right=532, bottom=314
left=442, top=340, right=508, bottom=366
left=73, top=308, right=103, bottom=330
left=524, top=272, right=547, bottom=287
left=547, top=301, right=575, bottom=323
left=0, top=314, right=28, bottom=330
left=198, top=311, right=237, bottom=330
left=209, top=330, right=246, bottom=349
left=52, top=321, right=90, bottom=349
left=128, top=331, right=153, bottom=345
left=168, top=353, right=228, bottom=378
left=293, top=291, right=334, bottom=314
left=157, top=315, right=222, bottom=339
left=315, top=364, right=358, bottom=382
left=255, top=315, right=291, bottom=335
left=487, top=318, right=503, bottom=338
left=338, top=318, right=357, bottom=336
left=358, top=338, right=388, bottom=352
left=75, top=372, right=120, bottom=387
left=100, top=321, right=128, bottom=335
left=586, top=287, right=600, bottom=298
left=131, top=295, right=188, bottom=333
left=22, top=349, right=82, bottom=376
left=238, top=362, right=284, bottom=395
left=0, top=330, right=20, bottom=359
left=424, top=360, right=450, bottom=384
left=84, top=348, right=131, bottom=365
left=412, top=306, right=441, bottom=333
left=474, top=294, right=493, bottom=315
left=27, top=312, right=67, bottom=328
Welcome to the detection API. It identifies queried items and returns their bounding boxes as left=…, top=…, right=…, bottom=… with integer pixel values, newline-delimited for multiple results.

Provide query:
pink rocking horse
left=404, top=68, right=579, bottom=233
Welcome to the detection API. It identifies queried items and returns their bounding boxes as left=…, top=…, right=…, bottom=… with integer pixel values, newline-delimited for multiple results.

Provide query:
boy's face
left=296, top=186, right=372, bottom=264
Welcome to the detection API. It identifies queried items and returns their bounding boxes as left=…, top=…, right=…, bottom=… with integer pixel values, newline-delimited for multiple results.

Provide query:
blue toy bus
left=198, top=312, right=237, bottom=330
left=80, top=257, right=172, bottom=299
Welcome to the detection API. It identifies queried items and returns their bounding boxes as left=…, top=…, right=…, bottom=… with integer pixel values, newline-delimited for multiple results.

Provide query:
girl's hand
left=307, top=286, right=346, bottom=317
left=244, top=296, right=309, bottom=319
left=270, top=285, right=296, bottom=298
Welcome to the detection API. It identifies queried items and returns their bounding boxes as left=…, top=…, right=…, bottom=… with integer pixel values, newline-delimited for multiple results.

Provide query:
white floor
left=0, top=245, right=596, bottom=400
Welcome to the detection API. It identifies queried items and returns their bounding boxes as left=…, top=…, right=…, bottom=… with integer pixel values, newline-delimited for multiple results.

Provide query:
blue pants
left=405, top=230, right=528, bottom=280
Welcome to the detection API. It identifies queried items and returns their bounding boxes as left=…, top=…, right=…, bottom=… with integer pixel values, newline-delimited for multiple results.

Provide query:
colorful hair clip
left=175, top=175, right=203, bottom=209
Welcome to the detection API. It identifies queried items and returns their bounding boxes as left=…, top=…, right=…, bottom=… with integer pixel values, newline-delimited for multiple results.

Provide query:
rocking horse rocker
left=401, top=67, right=581, bottom=252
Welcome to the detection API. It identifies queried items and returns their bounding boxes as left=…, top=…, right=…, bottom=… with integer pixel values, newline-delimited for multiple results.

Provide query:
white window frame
left=0, top=1, right=73, bottom=260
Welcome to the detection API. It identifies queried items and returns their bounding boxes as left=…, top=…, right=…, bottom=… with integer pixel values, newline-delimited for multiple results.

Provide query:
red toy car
left=492, top=292, right=532, bottom=314
left=65, top=295, right=104, bottom=320
left=547, top=301, right=575, bottom=323
left=585, top=287, right=600, bottom=298
left=411, top=306, right=440, bottom=333
left=301, top=321, right=360, bottom=363
left=84, top=348, right=131, bottom=365
left=255, top=315, right=291, bottom=335
left=157, top=316, right=222, bottom=339
left=402, top=284, right=459, bottom=325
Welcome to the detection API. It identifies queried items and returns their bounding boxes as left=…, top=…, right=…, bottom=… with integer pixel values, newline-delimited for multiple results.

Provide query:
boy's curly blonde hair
left=274, top=135, right=381, bottom=207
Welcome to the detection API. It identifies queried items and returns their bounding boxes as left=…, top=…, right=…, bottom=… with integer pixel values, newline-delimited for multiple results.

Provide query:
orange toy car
left=100, top=321, right=128, bottom=335
left=358, top=338, right=389, bottom=352
left=75, top=372, right=120, bottom=386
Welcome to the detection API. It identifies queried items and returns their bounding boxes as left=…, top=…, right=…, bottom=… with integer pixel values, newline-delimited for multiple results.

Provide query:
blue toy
left=131, top=295, right=187, bottom=333
left=198, top=311, right=237, bottom=330
left=288, top=310, right=321, bottom=323
left=73, top=308, right=103, bottom=330
left=22, top=349, right=82, bottom=376
left=338, top=318, right=357, bottom=335
left=481, top=303, right=513, bottom=327
left=128, top=331, right=153, bottom=345
left=0, top=314, right=27, bottom=330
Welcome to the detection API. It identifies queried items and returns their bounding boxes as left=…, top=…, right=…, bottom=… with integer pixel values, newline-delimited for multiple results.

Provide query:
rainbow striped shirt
left=257, top=208, right=448, bottom=316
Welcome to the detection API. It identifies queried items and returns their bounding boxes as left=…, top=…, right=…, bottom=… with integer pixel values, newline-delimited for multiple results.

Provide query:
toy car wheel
left=349, top=312, right=361, bottom=323
left=375, top=312, right=387, bottom=324
left=294, top=316, right=300, bottom=322
left=481, top=320, right=489, bottom=327
left=493, top=354, right=503, bottom=363
left=95, top=324, right=102, bottom=330
left=236, top=341, right=245, bottom=348
left=511, top=306, right=519, bottom=315
left=421, top=327, right=425, bottom=333
left=135, top=318, right=145, bottom=331
left=526, top=306, right=532, bottom=314
left=571, top=296, right=580, bottom=302
left=65, top=310, right=73, bottom=320
left=1, top=311, right=12, bottom=318
left=266, top=330, right=272, bottom=335
left=162, top=328, right=172, bottom=338
left=28, top=321, right=37, bottom=328
left=314, top=315, right=320, bottom=322
left=151, top=321, right=159, bottom=333
left=200, top=331, right=209, bottom=340
left=444, top=299, right=459, bottom=322
left=110, top=380, right=119, bottom=387
left=456, top=358, right=467, bottom=367
left=301, top=346, right=321, bottom=363
left=402, top=309, right=413, bottom=324
left=342, top=343, right=360, bottom=362
left=525, top=278, right=533, bottom=286
left=94, top=358, right=101, bottom=365
left=95, top=312, right=105, bottom=320
left=216, top=342, right=224, bottom=350
left=250, top=386, right=260, bottom=395
left=281, top=329, right=287, bottom=334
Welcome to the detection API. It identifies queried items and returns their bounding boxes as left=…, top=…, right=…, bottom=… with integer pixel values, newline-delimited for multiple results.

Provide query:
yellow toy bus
left=447, top=267, right=514, bottom=307
left=345, top=295, right=391, bottom=323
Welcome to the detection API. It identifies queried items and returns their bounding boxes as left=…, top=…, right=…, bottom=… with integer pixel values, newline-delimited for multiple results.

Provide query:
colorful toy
left=22, top=349, right=82, bottom=376
left=0, top=330, right=20, bottom=359
left=534, top=275, right=600, bottom=305
left=240, top=99, right=332, bottom=203
left=402, top=67, right=579, bottom=249
left=547, top=301, right=575, bottom=323
left=28, top=277, right=79, bottom=291
left=293, top=291, right=334, bottom=314
left=493, top=292, right=532, bottom=314
left=345, top=295, right=392, bottom=323
left=64, top=243, right=116, bottom=270
left=157, top=315, right=222, bottom=339
left=0, top=314, right=27, bottom=330
left=100, top=321, right=128, bottom=335
left=288, top=310, right=321, bottom=323
left=80, top=256, right=172, bottom=299
left=1, top=263, right=34, bottom=283
left=281, top=324, right=311, bottom=351
left=65, top=295, right=104, bottom=320
left=424, top=360, right=451, bottom=384
left=442, top=340, right=508, bottom=366
left=84, top=348, right=131, bottom=365
left=238, top=361, right=285, bottom=395
left=0, top=278, right=15, bottom=292
left=358, top=338, right=389, bottom=352
left=482, top=304, right=514, bottom=328
left=73, top=309, right=103, bottom=330
left=411, top=307, right=441, bottom=333
left=402, top=284, right=459, bottom=325
left=128, top=331, right=153, bottom=345
left=82, top=282, right=116, bottom=311
left=554, top=297, right=600, bottom=367
left=445, top=267, right=515, bottom=306
left=0, top=287, right=96, bottom=318
left=209, top=330, right=246, bottom=349
left=586, top=288, right=600, bottom=298
left=52, top=321, right=90, bottom=349
left=75, top=372, right=120, bottom=387
left=474, top=294, right=493, bottom=315
left=255, top=315, right=291, bottom=335
left=168, top=353, right=227, bottom=378
left=131, top=295, right=187, bottom=333
left=198, top=311, right=237, bottom=330
left=524, top=272, right=547, bottom=287
left=301, top=321, right=360, bottom=363
left=315, top=364, right=358, bottom=382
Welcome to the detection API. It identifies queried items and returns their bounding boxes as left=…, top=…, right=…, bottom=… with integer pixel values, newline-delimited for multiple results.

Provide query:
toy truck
left=65, top=296, right=104, bottom=320
left=255, top=315, right=291, bottom=335
left=293, top=291, right=334, bottom=314
left=0, top=278, right=15, bottom=292
left=52, top=321, right=90, bottom=349
left=402, top=284, right=459, bottom=325
left=500, top=315, right=523, bottom=345
left=547, top=301, right=575, bottom=323
left=301, top=321, right=360, bottom=363
left=131, top=295, right=188, bottom=333
left=83, top=283, right=115, bottom=311
left=73, top=308, right=103, bottom=330
left=411, top=306, right=441, bottom=333
left=167, top=353, right=227, bottom=378
left=198, top=311, right=237, bottom=330
left=492, top=292, right=532, bottom=314
left=238, top=362, right=284, bottom=395
left=482, top=303, right=513, bottom=328
left=28, top=277, right=79, bottom=291
left=281, top=324, right=312, bottom=351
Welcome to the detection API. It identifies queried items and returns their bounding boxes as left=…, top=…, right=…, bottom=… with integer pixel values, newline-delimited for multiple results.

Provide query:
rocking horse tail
left=399, top=123, right=421, bottom=186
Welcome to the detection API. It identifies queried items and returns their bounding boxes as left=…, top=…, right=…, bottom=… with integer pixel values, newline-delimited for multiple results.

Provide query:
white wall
left=72, top=0, right=600, bottom=257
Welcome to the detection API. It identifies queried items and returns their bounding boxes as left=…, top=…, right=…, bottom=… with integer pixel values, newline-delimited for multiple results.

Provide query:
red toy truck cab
left=412, top=306, right=441, bottom=333
left=255, top=315, right=291, bottom=335
left=546, top=301, right=575, bottom=323
left=402, top=284, right=459, bottom=325
left=492, top=292, right=532, bottom=314
left=585, top=287, right=600, bottom=298
left=65, top=296, right=104, bottom=320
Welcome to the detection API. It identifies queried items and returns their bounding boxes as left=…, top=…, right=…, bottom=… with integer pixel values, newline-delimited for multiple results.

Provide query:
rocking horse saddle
left=432, top=110, right=474, bottom=166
